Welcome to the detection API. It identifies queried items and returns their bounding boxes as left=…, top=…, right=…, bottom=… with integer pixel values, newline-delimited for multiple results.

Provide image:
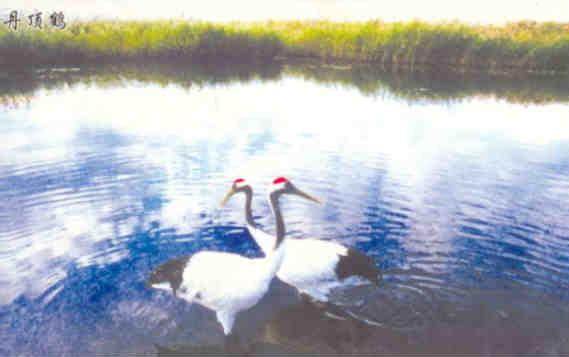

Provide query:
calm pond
left=1, top=63, right=569, bottom=356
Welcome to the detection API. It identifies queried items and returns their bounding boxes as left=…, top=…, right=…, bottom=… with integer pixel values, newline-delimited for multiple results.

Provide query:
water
left=1, top=63, right=569, bottom=356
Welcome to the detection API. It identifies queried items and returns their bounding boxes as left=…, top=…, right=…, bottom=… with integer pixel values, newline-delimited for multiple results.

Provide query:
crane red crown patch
left=233, top=178, right=245, bottom=184
left=273, top=177, right=288, bottom=184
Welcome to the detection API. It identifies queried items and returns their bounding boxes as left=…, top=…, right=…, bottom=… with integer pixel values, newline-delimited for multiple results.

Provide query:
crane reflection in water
left=151, top=278, right=568, bottom=356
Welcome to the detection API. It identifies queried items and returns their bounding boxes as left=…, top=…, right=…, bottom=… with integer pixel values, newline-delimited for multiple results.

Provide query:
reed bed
left=1, top=20, right=568, bottom=74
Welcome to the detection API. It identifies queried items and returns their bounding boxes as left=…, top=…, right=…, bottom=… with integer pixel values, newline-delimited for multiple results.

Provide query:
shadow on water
left=1, top=60, right=568, bottom=108
left=154, top=281, right=569, bottom=356
left=288, top=61, right=569, bottom=104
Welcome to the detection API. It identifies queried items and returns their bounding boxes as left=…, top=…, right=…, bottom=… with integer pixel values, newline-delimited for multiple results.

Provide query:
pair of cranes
left=147, top=177, right=380, bottom=339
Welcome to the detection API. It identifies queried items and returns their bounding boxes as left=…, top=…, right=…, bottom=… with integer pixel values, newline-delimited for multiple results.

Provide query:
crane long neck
left=243, top=187, right=255, bottom=227
left=260, top=190, right=287, bottom=280
left=269, top=192, right=285, bottom=250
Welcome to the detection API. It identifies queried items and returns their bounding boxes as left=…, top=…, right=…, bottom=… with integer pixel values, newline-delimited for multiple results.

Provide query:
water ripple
left=1, top=69, right=569, bottom=356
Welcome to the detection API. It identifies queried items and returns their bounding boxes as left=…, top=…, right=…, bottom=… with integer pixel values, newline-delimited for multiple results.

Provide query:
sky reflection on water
left=1, top=66, right=568, bottom=355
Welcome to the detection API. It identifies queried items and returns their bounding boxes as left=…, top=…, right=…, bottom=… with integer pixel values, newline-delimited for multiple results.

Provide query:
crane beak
left=219, top=188, right=236, bottom=208
left=292, top=187, right=321, bottom=204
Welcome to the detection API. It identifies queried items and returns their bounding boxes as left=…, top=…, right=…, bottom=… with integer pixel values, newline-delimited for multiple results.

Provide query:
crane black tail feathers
left=335, top=248, right=381, bottom=286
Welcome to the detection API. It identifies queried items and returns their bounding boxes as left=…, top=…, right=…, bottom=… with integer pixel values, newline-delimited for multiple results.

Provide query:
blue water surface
left=1, top=65, right=569, bottom=356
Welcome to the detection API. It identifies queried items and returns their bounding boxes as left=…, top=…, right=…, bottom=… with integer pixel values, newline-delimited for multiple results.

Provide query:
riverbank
left=1, top=20, right=568, bottom=75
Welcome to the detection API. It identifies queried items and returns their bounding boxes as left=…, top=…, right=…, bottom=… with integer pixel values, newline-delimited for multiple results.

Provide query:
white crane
left=146, top=177, right=320, bottom=337
left=220, top=177, right=380, bottom=302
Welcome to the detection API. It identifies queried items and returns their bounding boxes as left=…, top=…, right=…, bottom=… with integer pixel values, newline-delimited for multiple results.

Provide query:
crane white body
left=148, top=177, right=320, bottom=336
left=179, top=248, right=285, bottom=334
left=224, top=179, right=379, bottom=302
left=247, top=224, right=353, bottom=301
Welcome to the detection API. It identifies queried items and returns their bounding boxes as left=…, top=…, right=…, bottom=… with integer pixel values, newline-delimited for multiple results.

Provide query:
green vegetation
left=1, top=20, right=568, bottom=74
